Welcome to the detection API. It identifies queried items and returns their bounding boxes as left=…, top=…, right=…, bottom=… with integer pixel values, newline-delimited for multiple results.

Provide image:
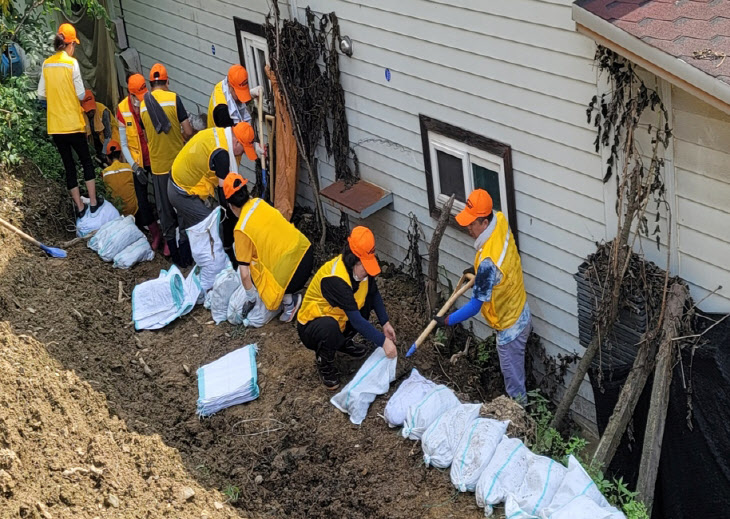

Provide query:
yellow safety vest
left=473, top=212, right=527, bottom=330
left=234, top=198, right=311, bottom=310
left=207, top=81, right=227, bottom=128
left=41, top=51, right=85, bottom=135
left=171, top=127, right=237, bottom=199
left=140, top=90, right=185, bottom=175
left=298, top=254, right=369, bottom=331
left=117, top=96, right=144, bottom=166
left=102, top=160, right=138, bottom=216
left=85, top=102, right=120, bottom=144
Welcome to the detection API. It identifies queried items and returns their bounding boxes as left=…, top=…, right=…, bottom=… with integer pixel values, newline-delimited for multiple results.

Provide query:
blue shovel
left=405, top=273, right=474, bottom=357
left=0, top=216, right=67, bottom=258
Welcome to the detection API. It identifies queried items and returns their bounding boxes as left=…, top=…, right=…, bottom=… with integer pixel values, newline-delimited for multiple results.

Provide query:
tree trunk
left=426, top=195, right=455, bottom=316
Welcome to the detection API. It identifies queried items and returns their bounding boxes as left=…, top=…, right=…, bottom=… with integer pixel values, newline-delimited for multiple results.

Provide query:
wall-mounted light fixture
left=339, top=35, right=353, bottom=57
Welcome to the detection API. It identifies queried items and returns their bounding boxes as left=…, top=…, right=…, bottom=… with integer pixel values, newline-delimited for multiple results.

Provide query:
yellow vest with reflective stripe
left=207, top=81, right=227, bottom=128
left=102, top=160, right=138, bottom=216
left=473, top=212, right=527, bottom=330
left=298, top=254, right=369, bottom=331
left=171, top=127, right=235, bottom=199
left=85, top=102, right=120, bottom=144
left=140, top=90, right=185, bottom=175
left=42, top=51, right=85, bottom=135
left=234, top=198, right=311, bottom=310
left=118, top=96, right=143, bottom=166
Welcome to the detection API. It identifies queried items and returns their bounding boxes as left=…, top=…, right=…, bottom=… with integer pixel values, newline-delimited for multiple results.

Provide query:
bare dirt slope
left=0, top=166, right=509, bottom=518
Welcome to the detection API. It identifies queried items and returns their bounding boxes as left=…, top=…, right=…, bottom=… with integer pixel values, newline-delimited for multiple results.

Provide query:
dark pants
left=151, top=172, right=177, bottom=241
left=166, top=176, right=213, bottom=236
left=133, top=166, right=154, bottom=227
left=286, top=246, right=314, bottom=295
left=297, top=291, right=376, bottom=362
left=52, top=132, right=95, bottom=190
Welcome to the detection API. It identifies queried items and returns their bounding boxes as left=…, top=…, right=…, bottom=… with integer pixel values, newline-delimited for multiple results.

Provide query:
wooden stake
left=426, top=194, right=455, bottom=316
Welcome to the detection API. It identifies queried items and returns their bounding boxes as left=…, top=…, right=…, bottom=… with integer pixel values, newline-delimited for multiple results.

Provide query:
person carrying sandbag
left=222, top=173, right=313, bottom=322
left=432, top=189, right=532, bottom=403
left=168, top=122, right=262, bottom=267
left=298, top=226, right=398, bottom=390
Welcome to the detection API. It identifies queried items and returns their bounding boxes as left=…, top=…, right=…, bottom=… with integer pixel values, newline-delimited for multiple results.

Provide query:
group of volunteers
left=38, top=24, right=530, bottom=397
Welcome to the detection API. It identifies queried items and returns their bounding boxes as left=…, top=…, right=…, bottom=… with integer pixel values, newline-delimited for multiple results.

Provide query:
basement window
left=234, top=17, right=272, bottom=113
left=420, top=115, right=518, bottom=238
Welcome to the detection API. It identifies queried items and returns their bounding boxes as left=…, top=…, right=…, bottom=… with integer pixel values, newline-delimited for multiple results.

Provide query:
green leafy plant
left=222, top=484, right=241, bottom=504
left=475, top=335, right=495, bottom=367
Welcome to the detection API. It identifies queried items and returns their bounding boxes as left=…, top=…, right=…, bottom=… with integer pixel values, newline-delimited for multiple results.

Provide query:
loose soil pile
left=0, top=165, right=520, bottom=518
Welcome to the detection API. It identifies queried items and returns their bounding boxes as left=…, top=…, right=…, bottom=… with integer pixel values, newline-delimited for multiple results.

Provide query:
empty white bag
left=422, top=403, right=482, bottom=469
left=132, top=265, right=201, bottom=330
left=383, top=368, right=436, bottom=428
left=204, top=263, right=241, bottom=324
left=541, top=455, right=611, bottom=517
left=402, top=385, right=460, bottom=440
left=186, top=207, right=227, bottom=292
left=476, top=437, right=533, bottom=516
left=450, top=418, right=509, bottom=492
left=76, top=199, right=120, bottom=237
left=540, top=495, right=626, bottom=519
left=506, top=455, right=568, bottom=518
left=113, top=236, right=154, bottom=269
left=330, top=347, right=397, bottom=425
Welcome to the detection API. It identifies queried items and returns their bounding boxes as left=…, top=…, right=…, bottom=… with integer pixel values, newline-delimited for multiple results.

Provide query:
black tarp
left=590, top=311, right=730, bottom=518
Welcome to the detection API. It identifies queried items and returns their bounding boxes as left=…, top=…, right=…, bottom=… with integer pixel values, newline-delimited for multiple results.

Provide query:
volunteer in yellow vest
left=101, top=141, right=138, bottom=217
left=139, top=63, right=194, bottom=260
left=207, top=64, right=261, bottom=128
left=223, top=173, right=314, bottom=323
left=168, top=122, right=260, bottom=267
left=298, top=227, right=398, bottom=390
left=115, top=74, right=158, bottom=247
left=433, top=189, right=532, bottom=402
left=37, top=23, right=101, bottom=218
left=81, top=89, right=119, bottom=166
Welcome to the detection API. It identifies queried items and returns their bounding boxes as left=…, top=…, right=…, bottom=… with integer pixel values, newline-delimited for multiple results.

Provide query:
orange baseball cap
left=232, top=122, right=258, bottom=161
left=222, top=173, right=249, bottom=199
left=227, top=65, right=251, bottom=103
left=149, top=63, right=168, bottom=82
left=127, top=74, right=148, bottom=101
left=106, top=140, right=120, bottom=155
left=455, top=189, right=494, bottom=226
left=81, top=89, right=96, bottom=112
left=58, top=23, right=80, bottom=45
left=348, top=226, right=380, bottom=277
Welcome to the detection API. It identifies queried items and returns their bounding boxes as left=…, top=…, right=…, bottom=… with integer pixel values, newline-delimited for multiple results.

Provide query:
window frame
left=419, top=114, right=518, bottom=244
left=233, top=17, right=273, bottom=114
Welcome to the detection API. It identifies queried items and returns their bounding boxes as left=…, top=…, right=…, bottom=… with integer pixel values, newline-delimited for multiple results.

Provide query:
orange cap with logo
left=58, top=23, right=80, bottom=45
left=81, top=89, right=96, bottom=112
left=149, top=63, right=168, bottom=82
left=127, top=74, right=148, bottom=101
left=232, top=122, right=258, bottom=161
left=455, top=189, right=493, bottom=227
left=348, top=226, right=380, bottom=277
left=227, top=65, right=252, bottom=103
left=222, top=173, right=249, bottom=200
left=106, top=140, right=120, bottom=155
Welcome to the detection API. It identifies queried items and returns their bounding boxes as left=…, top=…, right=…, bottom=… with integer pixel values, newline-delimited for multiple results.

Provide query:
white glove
left=249, top=85, right=263, bottom=98
left=254, top=142, right=265, bottom=158
left=244, top=286, right=258, bottom=304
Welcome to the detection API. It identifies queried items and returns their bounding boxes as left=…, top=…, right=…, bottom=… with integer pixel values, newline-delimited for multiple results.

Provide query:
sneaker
left=316, top=355, right=340, bottom=390
left=89, top=196, right=105, bottom=214
left=339, top=338, right=369, bottom=358
left=279, top=293, right=302, bottom=323
left=74, top=203, right=88, bottom=219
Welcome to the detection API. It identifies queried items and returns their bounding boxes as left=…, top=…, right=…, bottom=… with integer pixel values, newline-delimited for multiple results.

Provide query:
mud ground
left=0, top=166, right=514, bottom=518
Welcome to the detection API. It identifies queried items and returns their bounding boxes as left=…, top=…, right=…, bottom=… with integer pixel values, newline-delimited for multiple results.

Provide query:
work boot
left=148, top=222, right=163, bottom=251
left=316, top=350, right=339, bottom=390
left=279, top=293, right=302, bottom=323
left=339, top=338, right=369, bottom=358
left=162, top=241, right=170, bottom=257
left=178, top=240, right=194, bottom=268
left=166, top=239, right=181, bottom=266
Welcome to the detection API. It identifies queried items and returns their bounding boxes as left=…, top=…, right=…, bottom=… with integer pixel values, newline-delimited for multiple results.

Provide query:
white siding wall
left=121, top=0, right=606, bottom=430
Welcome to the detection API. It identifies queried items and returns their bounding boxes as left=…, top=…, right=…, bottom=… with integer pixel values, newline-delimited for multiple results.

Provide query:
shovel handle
left=0, top=217, right=42, bottom=247
left=413, top=273, right=475, bottom=350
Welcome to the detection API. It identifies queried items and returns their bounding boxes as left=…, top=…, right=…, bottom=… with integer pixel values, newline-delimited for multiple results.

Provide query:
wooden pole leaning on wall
left=426, top=194, right=456, bottom=316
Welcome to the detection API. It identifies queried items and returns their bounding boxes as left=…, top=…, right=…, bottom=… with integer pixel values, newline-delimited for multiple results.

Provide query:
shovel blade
left=40, top=243, right=67, bottom=258
left=405, top=343, right=417, bottom=357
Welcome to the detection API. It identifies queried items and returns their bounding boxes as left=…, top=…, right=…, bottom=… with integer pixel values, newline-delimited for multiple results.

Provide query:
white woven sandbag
left=330, top=347, right=397, bottom=425
left=450, top=418, right=509, bottom=492
left=540, top=495, right=626, bottom=519
left=402, top=385, right=460, bottom=440
left=422, top=403, right=482, bottom=469
left=506, top=455, right=568, bottom=518
left=541, top=455, right=610, bottom=516
left=96, top=215, right=145, bottom=262
left=186, top=207, right=227, bottom=291
left=204, top=264, right=241, bottom=324
left=383, top=368, right=436, bottom=428
left=113, top=236, right=154, bottom=269
left=475, top=437, right=533, bottom=516
left=76, top=199, right=120, bottom=237
left=226, top=284, right=279, bottom=327
left=88, top=215, right=127, bottom=252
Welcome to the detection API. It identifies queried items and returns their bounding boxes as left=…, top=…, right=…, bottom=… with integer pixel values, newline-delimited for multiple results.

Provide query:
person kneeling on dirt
left=297, top=226, right=397, bottom=390
left=432, top=189, right=532, bottom=403
left=168, top=123, right=261, bottom=268
left=223, top=173, right=314, bottom=322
